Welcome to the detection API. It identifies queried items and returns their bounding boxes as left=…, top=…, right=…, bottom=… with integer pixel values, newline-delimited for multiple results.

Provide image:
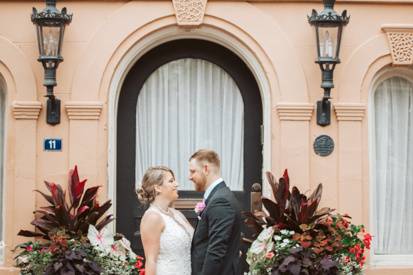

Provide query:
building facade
left=0, top=0, right=412, bottom=273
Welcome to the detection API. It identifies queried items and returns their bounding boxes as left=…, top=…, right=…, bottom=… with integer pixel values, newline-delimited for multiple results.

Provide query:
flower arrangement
left=244, top=170, right=372, bottom=275
left=14, top=166, right=145, bottom=275
left=194, top=200, right=206, bottom=219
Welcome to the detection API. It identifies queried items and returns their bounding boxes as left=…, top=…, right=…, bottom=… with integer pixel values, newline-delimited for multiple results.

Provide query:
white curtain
left=374, top=76, right=413, bottom=254
left=135, top=58, right=244, bottom=190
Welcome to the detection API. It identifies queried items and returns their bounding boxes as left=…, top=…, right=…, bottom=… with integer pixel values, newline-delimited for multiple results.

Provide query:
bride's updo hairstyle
left=136, top=166, right=175, bottom=204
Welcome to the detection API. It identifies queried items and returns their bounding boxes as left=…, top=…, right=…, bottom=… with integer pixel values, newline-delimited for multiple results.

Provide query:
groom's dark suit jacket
left=191, top=181, right=241, bottom=275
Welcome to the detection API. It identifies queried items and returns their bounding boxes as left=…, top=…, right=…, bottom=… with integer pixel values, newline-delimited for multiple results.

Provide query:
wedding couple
left=137, top=149, right=242, bottom=275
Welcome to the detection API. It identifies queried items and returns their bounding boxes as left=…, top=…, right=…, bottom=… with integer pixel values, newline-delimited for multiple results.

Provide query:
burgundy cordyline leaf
left=80, top=186, right=100, bottom=207
left=299, top=201, right=309, bottom=224
left=93, top=199, right=99, bottom=208
left=291, top=187, right=301, bottom=221
left=283, top=169, right=289, bottom=185
left=77, top=205, right=89, bottom=216
left=45, top=181, right=66, bottom=207
left=18, top=165, right=115, bottom=244
left=17, top=230, right=45, bottom=238
left=75, top=180, right=86, bottom=201
left=276, top=179, right=289, bottom=210
left=95, top=215, right=114, bottom=231
left=34, top=190, right=55, bottom=205
left=30, top=219, right=55, bottom=231
left=69, top=165, right=87, bottom=208
left=262, top=197, right=281, bottom=221
left=40, top=206, right=56, bottom=213
left=266, top=171, right=279, bottom=200
left=44, top=181, right=59, bottom=203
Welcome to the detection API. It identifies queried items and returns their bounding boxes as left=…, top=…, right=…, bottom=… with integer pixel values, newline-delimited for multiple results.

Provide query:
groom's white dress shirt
left=203, top=177, right=224, bottom=201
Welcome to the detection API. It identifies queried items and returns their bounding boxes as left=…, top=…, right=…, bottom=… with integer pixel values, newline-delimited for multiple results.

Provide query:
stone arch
left=70, top=1, right=309, bottom=102
left=0, top=35, right=38, bottom=101
left=337, top=34, right=391, bottom=103
left=0, top=36, right=40, bottom=266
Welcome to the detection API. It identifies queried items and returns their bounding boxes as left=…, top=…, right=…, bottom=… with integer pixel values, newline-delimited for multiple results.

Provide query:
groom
left=189, top=149, right=241, bottom=275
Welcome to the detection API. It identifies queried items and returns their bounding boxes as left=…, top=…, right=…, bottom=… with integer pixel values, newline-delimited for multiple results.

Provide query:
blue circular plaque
left=313, top=135, right=334, bottom=157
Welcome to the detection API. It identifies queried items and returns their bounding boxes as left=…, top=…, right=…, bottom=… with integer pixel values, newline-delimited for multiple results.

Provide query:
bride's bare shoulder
left=141, top=208, right=164, bottom=228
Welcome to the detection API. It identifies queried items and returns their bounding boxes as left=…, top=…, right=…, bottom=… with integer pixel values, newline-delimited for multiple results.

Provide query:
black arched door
left=116, top=39, right=263, bottom=264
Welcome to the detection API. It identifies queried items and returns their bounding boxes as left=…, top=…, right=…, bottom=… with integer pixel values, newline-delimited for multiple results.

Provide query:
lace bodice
left=148, top=206, right=194, bottom=275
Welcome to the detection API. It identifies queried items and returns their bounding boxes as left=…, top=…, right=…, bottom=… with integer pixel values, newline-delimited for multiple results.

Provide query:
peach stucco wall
left=0, top=0, right=412, bottom=273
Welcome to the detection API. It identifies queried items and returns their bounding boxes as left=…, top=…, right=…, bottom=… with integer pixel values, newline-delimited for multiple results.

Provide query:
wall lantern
left=31, top=0, right=72, bottom=125
left=308, top=0, right=349, bottom=126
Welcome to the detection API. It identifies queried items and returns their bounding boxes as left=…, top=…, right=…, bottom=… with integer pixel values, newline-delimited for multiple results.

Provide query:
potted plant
left=14, top=166, right=145, bottom=275
left=244, top=170, right=371, bottom=275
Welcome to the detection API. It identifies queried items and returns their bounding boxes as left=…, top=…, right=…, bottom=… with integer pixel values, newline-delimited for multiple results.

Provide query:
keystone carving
left=172, top=0, right=207, bottom=26
left=382, top=25, right=413, bottom=65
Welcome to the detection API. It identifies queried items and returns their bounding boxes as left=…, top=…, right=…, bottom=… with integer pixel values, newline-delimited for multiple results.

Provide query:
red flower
left=135, top=259, right=143, bottom=269
left=26, top=245, right=33, bottom=252
left=139, top=269, right=145, bottom=275
left=363, top=233, right=372, bottom=249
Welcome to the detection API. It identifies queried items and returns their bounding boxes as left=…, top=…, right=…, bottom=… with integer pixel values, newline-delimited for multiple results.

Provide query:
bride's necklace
left=152, top=203, right=173, bottom=216
left=151, top=203, right=192, bottom=239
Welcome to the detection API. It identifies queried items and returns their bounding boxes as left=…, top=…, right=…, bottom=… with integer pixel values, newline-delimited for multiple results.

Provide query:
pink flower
left=26, top=245, right=33, bottom=252
left=194, top=200, right=206, bottom=215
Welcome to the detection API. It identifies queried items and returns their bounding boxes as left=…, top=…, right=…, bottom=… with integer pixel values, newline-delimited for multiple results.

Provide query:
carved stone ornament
left=334, top=103, right=365, bottom=121
left=275, top=103, right=314, bottom=121
left=382, top=25, right=413, bottom=65
left=172, top=0, right=207, bottom=27
left=12, top=101, right=42, bottom=120
left=65, top=101, right=103, bottom=120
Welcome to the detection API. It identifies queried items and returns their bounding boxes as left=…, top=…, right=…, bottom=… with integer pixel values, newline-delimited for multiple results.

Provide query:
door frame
left=116, top=39, right=263, bottom=253
left=107, top=27, right=272, bottom=233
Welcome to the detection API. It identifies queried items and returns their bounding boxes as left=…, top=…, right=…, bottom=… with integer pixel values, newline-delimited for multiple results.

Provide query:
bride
left=137, top=166, right=194, bottom=275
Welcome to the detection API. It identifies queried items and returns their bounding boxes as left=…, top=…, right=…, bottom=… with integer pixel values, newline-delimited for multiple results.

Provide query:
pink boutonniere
left=194, top=200, right=206, bottom=219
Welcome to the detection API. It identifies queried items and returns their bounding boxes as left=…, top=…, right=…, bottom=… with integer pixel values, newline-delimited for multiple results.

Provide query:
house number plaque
left=44, top=138, right=62, bottom=151
left=313, top=135, right=334, bottom=157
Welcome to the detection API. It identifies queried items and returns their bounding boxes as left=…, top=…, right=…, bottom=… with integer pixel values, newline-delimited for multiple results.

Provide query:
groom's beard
left=193, top=175, right=207, bottom=192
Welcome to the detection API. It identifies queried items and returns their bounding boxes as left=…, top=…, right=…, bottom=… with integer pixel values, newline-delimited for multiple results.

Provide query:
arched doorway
left=116, top=39, right=263, bottom=261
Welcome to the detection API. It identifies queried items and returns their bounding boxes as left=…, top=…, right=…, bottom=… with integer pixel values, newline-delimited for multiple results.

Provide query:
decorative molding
left=65, top=101, right=103, bottom=120
left=172, top=0, right=207, bottom=26
left=12, top=101, right=42, bottom=120
left=382, top=25, right=413, bottom=65
left=334, top=103, right=366, bottom=121
left=275, top=103, right=314, bottom=121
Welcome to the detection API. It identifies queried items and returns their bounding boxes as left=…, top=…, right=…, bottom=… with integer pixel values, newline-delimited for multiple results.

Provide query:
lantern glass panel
left=41, top=26, right=60, bottom=57
left=318, top=26, right=339, bottom=59
left=38, top=26, right=60, bottom=57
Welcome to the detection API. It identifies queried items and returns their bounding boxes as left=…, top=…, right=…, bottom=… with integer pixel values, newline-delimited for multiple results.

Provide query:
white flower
left=16, top=255, right=29, bottom=264
left=283, top=239, right=290, bottom=244
left=280, top=229, right=289, bottom=235
left=274, top=235, right=282, bottom=241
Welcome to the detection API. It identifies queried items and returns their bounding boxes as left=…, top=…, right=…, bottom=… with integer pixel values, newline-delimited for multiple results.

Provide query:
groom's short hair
left=190, top=149, right=220, bottom=169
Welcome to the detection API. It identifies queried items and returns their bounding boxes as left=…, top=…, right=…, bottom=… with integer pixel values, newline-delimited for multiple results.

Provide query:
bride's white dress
left=148, top=206, right=194, bottom=275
